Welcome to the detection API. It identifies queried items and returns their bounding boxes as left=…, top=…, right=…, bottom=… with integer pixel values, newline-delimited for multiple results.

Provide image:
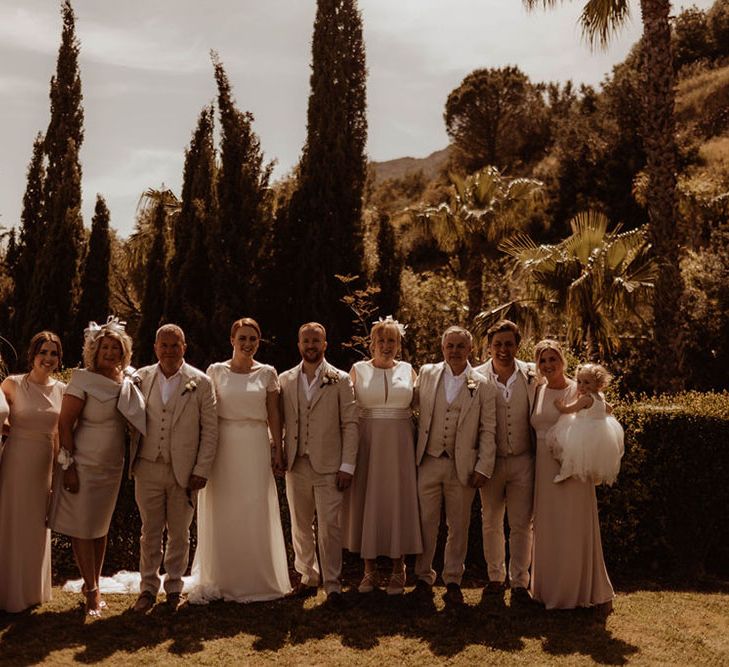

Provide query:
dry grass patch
left=1, top=584, right=728, bottom=665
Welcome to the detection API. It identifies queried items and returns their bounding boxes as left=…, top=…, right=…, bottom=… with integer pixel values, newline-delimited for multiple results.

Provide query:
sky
left=0, top=0, right=715, bottom=237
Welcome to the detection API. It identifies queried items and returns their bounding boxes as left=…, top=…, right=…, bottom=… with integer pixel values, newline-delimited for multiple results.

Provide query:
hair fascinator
left=371, top=315, right=407, bottom=338
left=84, top=315, right=127, bottom=343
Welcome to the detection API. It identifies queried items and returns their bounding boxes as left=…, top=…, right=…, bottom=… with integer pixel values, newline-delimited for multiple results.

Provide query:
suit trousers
left=415, top=454, right=475, bottom=586
left=134, top=458, right=195, bottom=596
left=479, top=453, right=534, bottom=588
left=285, top=456, right=343, bottom=594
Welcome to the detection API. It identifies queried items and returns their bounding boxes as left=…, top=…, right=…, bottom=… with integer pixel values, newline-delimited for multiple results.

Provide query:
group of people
left=0, top=315, right=623, bottom=621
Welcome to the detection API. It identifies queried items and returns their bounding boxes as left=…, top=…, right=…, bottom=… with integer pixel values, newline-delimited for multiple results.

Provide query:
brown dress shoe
left=133, top=591, right=156, bottom=613
left=443, top=582, right=464, bottom=606
left=286, top=582, right=318, bottom=599
left=166, top=592, right=188, bottom=611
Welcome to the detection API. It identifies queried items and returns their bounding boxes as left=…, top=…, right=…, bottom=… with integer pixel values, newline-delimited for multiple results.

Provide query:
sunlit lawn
left=2, top=580, right=728, bottom=665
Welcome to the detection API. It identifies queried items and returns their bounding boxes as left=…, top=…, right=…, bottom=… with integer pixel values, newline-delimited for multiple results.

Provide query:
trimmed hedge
left=52, top=392, right=729, bottom=582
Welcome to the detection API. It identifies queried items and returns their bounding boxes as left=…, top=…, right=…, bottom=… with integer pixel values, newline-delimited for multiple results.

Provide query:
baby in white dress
left=549, top=363, right=624, bottom=485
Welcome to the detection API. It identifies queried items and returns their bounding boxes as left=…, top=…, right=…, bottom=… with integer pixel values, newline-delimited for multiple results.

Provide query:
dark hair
left=486, top=319, right=522, bottom=346
left=27, top=331, right=63, bottom=371
left=231, top=317, right=262, bottom=339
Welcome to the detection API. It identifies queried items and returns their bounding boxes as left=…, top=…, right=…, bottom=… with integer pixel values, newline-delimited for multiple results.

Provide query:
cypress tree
left=1, top=230, right=19, bottom=340
left=211, top=55, right=273, bottom=358
left=10, top=133, right=46, bottom=349
left=374, top=212, right=402, bottom=318
left=282, top=0, right=368, bottom=365
left=24, top=0, right=85, bottom=346
left=165, top=106, right=217, bottom=367
left=135, top=201, right=168, bottom=366
left=74, top=194, right=111, bottom=341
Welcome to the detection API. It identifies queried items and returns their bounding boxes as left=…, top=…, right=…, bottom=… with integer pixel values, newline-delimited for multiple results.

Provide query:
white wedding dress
left=187, top=362, right=292, bottom=603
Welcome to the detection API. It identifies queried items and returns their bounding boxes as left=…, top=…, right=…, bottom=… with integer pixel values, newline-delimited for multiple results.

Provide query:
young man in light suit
left=279, top=322, right=358, bottom=606
left=414, top=325, right=497, bottom=605
left=474, top=320, right=537, bottom=604
left=131, top=324, right=217, bottom=612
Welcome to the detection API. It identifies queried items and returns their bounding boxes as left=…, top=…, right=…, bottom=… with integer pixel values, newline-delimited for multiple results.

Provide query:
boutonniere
left=320, top=370, right=340, bottom=388
left=466, top=377, right=478, bottom=397
left=182, top=379, right=198, bottom=395
left=527, top=370, right=536, bottom=385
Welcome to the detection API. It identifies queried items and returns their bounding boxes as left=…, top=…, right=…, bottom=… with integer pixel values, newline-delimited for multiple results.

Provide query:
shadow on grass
left=0, top=585, right=639, bottom=666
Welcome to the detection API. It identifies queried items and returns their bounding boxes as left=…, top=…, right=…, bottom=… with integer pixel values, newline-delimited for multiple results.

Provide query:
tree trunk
left=640, top=0, right=685, bottom=393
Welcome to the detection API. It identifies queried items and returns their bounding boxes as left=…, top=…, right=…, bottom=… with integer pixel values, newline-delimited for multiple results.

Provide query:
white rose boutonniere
left=466, top=377, right=478, bottom=397
left=527, top=369, right=537, bottom=385
left=320, top=370, right=340, bottom=388
left=182, top=379, right=198, bottom=395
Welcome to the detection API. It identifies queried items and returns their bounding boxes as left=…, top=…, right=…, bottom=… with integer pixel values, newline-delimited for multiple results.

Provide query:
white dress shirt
left=299, top=361, right=324, bottom=402
left=157, top=366, right=183, bottom=405
left=444, top=362, right=471, bottom=404
left=488, top=366, right=519, bottom=401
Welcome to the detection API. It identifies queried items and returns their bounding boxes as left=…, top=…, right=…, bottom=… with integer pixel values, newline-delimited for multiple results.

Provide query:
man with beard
left=279, top=322, right=358, bottom=606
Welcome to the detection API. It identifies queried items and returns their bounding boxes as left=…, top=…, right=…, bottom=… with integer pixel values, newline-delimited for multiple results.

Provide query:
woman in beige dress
left=343, top=317, right=422, bottom=595
left=0, top=332, right=65, bottom=613
left=529, top=339, right=614, bottom=618
left=49, top=318, right=144, bottom=616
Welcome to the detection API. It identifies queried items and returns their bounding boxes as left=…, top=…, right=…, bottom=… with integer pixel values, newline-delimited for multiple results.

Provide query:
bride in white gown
left=188, top=317, right=291, bottom=603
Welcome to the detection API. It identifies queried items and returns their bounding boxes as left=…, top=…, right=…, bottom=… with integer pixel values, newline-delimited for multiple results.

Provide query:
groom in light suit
left=414, top=325, right=497, bottom=605
left=130, top=324, right=217, bottom=612
left=474, top=320, right=538, bottom=604
left=279, top=322, right=358, bottom=606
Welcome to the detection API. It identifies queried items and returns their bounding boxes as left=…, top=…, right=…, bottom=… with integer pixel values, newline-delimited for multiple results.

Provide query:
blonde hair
left=298, top=322, right=327, bottom=340
left=231, top=317, right=262, bottom=339
left=534, top=339, right=567, bottom=380
left=576, top=362, right=612, bottom=390
left=83, top=330, right=133, bottom=371
left=369, top=321, right=402, bottom=357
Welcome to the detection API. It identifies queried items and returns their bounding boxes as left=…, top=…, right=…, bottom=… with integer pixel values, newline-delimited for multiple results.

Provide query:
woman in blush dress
left=529, top=339, right=614, bottom=619
left=49, top=318, right=145, bottom=616
left=0, top=333, right=65, bottom=613
left=343, top=316, right=422, bottom=595
left=189, top=317, right=291, bottom=603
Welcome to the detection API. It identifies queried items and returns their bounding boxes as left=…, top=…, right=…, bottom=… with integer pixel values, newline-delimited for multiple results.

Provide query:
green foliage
left=601, top=392, right=729, bottom=576
left=707, top=0, right=729, bottom=57
left=673, top=5, right=711, bottom=69
left=680, top=228, right=729, bottom=391
left=490, top=210, right=656, bottom=360
left=25, top=0, right=85, bottom=347
left=445, top=66, right=550, bottom=174
left=274, top=0, right=368, bottom=369
left=414, top=166, right=543, bottom=320
left=398, top=268, right=468, bottom=366
left=373, top=212, right=403, bottom=318
left=165, top=105, right=218, bottom=368
left=134, top=201, right=168, bottom=366
left=211, top=55, right=273, bottom=360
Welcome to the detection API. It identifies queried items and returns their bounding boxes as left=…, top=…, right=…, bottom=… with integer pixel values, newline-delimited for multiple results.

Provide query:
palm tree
left=476, top=210, right=657, bottom=361
left=522, top=0, right=683, bottom=389
left=413, top=166, right=543, bottom=321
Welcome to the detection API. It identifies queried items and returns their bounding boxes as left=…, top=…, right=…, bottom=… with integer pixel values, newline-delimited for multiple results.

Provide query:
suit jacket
left=415, top=362, right=497, bottom=485
left=279, top=360, right=358, bottom=475
left=129, top=361, right=218, bottom=488
left=474, top=358, right=539, bottom=455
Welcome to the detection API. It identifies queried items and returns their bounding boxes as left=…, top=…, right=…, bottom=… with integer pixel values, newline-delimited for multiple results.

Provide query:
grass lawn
left=1, top=581, right=728, bottom=665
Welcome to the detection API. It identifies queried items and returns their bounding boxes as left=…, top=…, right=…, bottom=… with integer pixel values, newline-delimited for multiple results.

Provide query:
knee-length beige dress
left=0, top=375, right=64, bottom=612
left=49, top=370, right=127, bottom=540
left=530, top=381, right=614, bottom=609
left=343, top=361, right=422, bottom=559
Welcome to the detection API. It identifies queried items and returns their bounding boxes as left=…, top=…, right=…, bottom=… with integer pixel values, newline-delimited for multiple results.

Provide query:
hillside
left=369, top=146, right=451, bottom=183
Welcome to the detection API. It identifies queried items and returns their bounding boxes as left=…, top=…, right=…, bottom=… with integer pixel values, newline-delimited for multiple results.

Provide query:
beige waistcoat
left=138, top=377, right=180, bottom=464
left=425, top=379, right=465, bottom=459
left=494, top=374, right=531, bottom=457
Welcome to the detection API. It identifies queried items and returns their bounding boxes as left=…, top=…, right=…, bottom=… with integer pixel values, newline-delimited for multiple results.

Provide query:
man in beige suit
left=279, top=322, right=358, bottom=606
left=474, top=320, right=537, bottom=604
left=131, top=324, right=217, bottom=612
left=414, top=325, right=497, bottom=605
